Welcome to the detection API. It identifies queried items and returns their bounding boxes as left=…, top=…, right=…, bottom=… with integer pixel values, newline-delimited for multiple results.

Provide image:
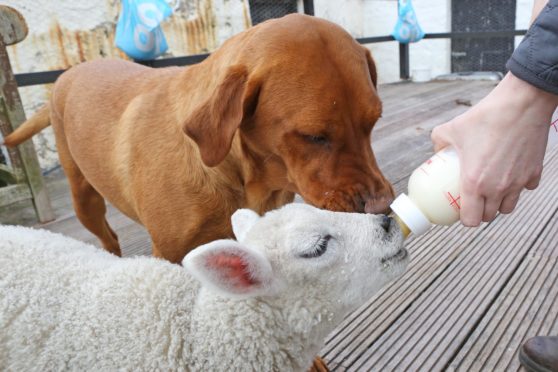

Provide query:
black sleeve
left=506, top=0, right=558, bottom=95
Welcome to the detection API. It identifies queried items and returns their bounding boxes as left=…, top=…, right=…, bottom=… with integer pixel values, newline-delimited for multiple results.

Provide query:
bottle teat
left=390, top=193, right=431, bottom=237
left=390, top=213, right=411, bottom=238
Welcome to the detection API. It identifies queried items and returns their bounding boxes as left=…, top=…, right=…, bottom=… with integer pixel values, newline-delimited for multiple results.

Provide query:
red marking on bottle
left=551, top=117, right=558, bottom=132
left=446, top=192, right=461, bottom=211
left=426, top=159, right=433, bottom=165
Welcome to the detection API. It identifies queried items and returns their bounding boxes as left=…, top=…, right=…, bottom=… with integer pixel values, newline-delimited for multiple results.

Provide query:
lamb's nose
left=381, top=215, right=392, bottom=232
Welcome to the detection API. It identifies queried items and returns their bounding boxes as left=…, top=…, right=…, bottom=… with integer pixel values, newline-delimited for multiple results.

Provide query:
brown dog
left=5, top=14, right=393, bottom=263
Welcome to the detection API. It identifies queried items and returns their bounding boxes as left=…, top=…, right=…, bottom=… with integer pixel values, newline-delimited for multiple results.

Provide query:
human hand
left=431, top=72, right=558, bottom=227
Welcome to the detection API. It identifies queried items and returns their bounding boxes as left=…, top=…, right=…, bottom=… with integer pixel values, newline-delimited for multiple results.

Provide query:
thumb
left=431, top=123, right=453, bottom=152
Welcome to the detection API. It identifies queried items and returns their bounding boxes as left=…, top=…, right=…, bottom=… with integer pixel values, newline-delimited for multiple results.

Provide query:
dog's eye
left=299, top=235, right=332, bottom=258
left=303, top=134, right=329, bottom=145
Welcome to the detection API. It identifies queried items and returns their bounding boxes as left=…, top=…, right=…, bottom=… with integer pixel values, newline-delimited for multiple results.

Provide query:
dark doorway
left=451, top=0, right=516, bottom=74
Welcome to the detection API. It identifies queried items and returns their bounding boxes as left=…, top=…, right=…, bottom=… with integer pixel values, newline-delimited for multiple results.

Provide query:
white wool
left=0, top=204, right=408, bottom=371
left=0, top=225, right=196, bottom=371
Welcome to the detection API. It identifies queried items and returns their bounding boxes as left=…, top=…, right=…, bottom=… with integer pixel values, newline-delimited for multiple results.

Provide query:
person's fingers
left=525, top=172, right=542, bottom=190
left=499, top=190, right=522, bottom=214
left=482, top=194, right=503, bottom=222
left=460, top=190, right=485, bottom=227
left=431, top=124, right=452, bottom=153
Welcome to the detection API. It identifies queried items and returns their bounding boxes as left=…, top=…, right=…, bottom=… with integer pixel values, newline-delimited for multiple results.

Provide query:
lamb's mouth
left=381, top=248, right=408, bottom=264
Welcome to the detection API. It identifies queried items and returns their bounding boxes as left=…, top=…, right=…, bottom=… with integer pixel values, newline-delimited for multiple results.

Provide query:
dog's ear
left=183, top=65, right=259, bottom=167
left=364, top=48, right=378, bottom=88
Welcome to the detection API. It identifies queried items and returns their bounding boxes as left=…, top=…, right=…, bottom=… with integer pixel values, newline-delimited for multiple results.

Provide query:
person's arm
left=431, top=0, right=558, bottom=227
left=507, top=0, right=558, bottom=95
left=531, top=0, right=550, bottom=24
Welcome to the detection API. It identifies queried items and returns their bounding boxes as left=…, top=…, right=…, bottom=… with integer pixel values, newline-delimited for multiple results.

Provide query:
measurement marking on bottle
left=446, top=191, right=461, bottom=211
left=551, top=118, right=558, bottom=132
left=420, top=167, right=429, bottom=175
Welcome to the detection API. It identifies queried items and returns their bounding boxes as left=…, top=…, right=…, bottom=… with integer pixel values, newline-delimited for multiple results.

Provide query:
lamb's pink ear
left=183, top=240, right=273, bottom=298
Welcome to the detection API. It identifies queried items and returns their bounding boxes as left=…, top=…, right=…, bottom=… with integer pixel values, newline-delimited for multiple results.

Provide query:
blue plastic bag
left=115, top=0, right=173, bottom=60
left=392, top=0, right=424, bottom=44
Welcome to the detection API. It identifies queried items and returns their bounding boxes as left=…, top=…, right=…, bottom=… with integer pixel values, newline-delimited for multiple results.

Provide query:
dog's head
left=183, top=14, right=393, bottom=214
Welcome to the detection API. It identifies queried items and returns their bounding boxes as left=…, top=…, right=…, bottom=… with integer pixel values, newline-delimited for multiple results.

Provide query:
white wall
left=315, top=0, right=364, bottom=36
left=315, top=0, right=534, bottom=84
left=315, top=0, right=451, bottom=84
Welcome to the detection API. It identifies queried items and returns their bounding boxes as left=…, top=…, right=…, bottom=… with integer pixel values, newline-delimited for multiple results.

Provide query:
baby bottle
left=392, top=107, right=558, bottom=238
left=390, top=147, right=460, bottom=238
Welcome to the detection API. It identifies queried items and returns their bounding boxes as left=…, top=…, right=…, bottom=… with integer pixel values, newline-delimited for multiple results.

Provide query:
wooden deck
left=3, top=79, right=556, bottom=371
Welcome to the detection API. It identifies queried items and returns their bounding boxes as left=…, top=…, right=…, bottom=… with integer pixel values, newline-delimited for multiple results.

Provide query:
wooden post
left=0, top=6, right=54, bottom=223
left=399, top=42, right=410, bottom=80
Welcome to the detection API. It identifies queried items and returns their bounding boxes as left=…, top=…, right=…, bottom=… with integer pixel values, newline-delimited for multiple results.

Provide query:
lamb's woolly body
left=0, top=225, right=196, bottom=370
left=0, top=204, right=407, bottom=371
left=0, top=226, right=339, bottom=371
left=189, top=288, right=343, bottom=371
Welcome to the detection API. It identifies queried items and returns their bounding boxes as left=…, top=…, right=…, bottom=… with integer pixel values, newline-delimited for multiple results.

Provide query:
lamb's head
left=183, top=203, right=408, bottom=313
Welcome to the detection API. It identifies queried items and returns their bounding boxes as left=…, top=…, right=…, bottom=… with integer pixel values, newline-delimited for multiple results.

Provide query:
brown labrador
left=4, top=14, right=393, bottom=263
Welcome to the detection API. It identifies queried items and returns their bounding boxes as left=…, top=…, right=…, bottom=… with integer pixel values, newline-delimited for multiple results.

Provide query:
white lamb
left=0, top=203, right=408, bottom=371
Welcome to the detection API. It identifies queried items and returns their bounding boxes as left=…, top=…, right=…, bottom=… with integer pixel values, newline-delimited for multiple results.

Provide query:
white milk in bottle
left=390, top=147, right=460, bottom=238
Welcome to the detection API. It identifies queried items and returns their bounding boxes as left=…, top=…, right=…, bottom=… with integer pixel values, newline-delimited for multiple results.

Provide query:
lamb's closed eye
left=299, top=235, right=332, bottom=258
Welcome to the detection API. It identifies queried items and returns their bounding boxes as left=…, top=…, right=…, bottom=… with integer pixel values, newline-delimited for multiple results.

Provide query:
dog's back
left=51, top=60, right=191, bottom=223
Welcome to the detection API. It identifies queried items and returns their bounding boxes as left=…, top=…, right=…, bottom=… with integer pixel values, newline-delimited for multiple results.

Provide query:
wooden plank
left=376, top=81, right=464, bottom=114
left=373, top=81, right=496, bottom=188
left=0, top=183, right=31, bottom=206
left=321, top=148, right=558, bottom=370
left=335, top=149, right=558, bottom=371
left=40, top=173, right=74, bottom=216
left=375, top=81, right=495, bottom=141
left=450, top=257, right=558, bottom=371
left=0, top=163, right=19, bottom=184
left=357, top=186, right=558, bottom=370
left=41, top=201, right=152, bottom=257
left=448, top=212, right=558, bottom=371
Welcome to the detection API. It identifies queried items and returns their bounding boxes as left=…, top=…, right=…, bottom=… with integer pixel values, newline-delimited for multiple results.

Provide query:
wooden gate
left=0, top=6, right=54, bottom=223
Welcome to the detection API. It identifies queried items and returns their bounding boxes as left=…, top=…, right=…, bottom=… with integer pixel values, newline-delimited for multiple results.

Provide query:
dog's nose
left=365, top=195, right=394, bottom=214
left=381, top=215, right=392, bottom=232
